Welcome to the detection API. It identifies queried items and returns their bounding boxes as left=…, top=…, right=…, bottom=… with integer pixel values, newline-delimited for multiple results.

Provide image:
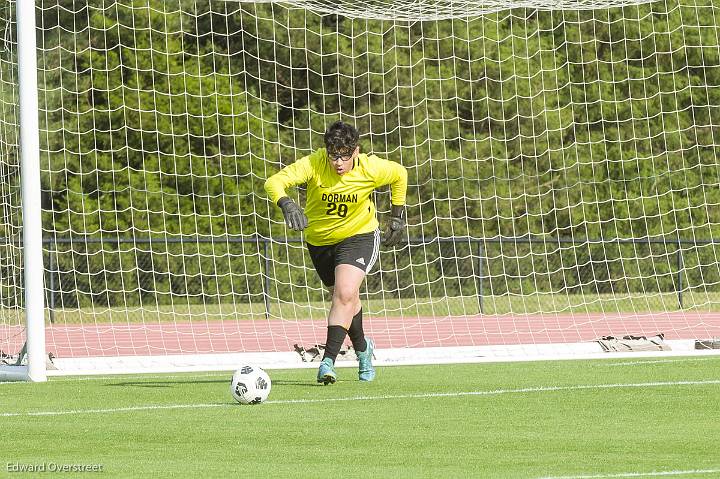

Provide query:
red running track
left=2, top=312, right=720, bottom=358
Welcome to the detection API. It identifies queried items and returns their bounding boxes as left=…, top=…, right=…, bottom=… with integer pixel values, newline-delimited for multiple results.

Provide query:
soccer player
left=264, top=121, right=408, bottom=384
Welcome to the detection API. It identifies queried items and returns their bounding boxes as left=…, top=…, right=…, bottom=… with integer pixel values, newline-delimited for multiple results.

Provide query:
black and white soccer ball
left=230, top=365, right=272, bottom=404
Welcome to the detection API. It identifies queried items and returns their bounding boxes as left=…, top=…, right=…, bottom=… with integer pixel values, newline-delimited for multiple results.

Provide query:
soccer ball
left=230, top=365, right=272, bottom=404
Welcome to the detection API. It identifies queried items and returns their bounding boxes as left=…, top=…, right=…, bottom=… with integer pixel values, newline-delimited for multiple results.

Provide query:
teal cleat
left=357, top=337, right=376, bottom=382
left=317, top=357, right=337, bottom=385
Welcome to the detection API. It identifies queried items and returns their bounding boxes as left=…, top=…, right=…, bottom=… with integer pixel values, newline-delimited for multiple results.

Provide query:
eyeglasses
left=330, top=154, right=354, bottom=163
left=328, top=150, right=355, bottom=163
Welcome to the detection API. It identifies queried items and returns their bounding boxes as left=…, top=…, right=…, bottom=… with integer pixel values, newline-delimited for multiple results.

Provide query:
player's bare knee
left=332, top=286, right=357, bottom=307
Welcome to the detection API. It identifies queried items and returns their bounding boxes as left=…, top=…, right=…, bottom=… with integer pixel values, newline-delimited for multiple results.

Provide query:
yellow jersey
left=265, top=149, right=408, bottom=246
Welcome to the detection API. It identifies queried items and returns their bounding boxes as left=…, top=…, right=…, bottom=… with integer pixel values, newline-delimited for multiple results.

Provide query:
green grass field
left=3, top=357, right=720, bottom=478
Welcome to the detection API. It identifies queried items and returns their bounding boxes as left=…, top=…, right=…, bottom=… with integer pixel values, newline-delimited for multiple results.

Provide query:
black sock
left=347, top=308, right=367, bottom=352
left=322, top=325, right=348, bottom=363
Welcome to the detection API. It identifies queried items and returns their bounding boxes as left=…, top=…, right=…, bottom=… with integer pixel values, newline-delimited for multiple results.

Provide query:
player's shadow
left=271, top=379, right=325, bottom=387
left=105, top=379, right=321, bottom=388
left=105, top=379, right=227, bottom=388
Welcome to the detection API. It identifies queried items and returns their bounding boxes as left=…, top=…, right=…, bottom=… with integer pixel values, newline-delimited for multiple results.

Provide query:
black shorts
left=306, top=230, right=380, bottom=287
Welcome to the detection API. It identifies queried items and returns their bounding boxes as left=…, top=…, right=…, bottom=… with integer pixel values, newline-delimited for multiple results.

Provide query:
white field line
left=2, top=379, right=720, bottom=417
left=602, top=357, right=720, bottom=367
left=539, top=469, right=720, bottom=478
left=0, top=372, right=231, bottom=385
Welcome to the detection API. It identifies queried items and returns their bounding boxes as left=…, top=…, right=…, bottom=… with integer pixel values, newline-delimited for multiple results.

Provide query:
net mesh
left=1, top=0, right=720, bottom=363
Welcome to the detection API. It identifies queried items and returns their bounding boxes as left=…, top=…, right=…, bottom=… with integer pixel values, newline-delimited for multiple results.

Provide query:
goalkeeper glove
left=383, top=204, right=405, bottom=247
left=278, top=197, right=308, bottom=231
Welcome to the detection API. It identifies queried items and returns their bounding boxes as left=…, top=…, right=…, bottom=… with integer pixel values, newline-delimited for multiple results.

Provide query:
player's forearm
left=265, top=156, right=313, bottom=205
left=390, top=164, right=408, bottom=206
left=264, top=174, right=291, bottom=205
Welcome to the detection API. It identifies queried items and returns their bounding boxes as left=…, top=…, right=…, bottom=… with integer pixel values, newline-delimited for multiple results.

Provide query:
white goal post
left=2, top=0, right=720, bottom=380
left=1, top=0, right=45, bottom=381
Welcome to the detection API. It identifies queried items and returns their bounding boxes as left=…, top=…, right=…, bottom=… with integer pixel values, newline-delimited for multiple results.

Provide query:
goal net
left=2, top=0, right=720, bottom=377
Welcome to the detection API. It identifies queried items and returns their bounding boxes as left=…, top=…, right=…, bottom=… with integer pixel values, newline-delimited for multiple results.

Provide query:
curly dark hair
left=324, top=121, right=359, bottom=157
